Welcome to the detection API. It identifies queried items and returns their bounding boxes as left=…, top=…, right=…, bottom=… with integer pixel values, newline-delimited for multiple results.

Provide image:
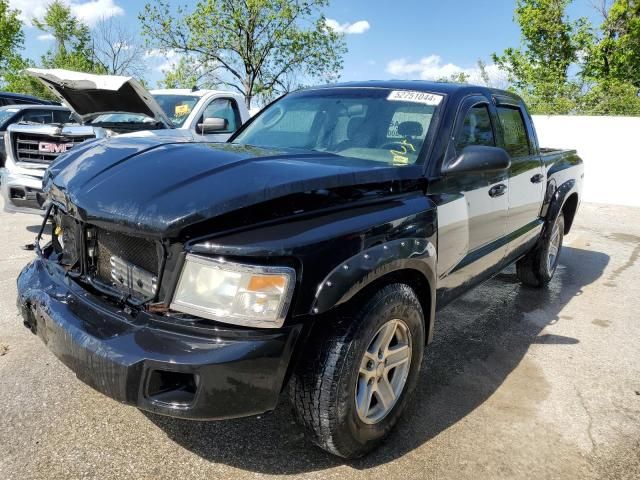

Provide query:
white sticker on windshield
left=387, top=90, right=443, bottom=106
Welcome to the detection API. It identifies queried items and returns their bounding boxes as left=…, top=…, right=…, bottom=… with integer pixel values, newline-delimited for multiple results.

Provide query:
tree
left=0, top=0, right=23, bottom=73
left=436, top=72, right=470, bottom=84
left=477, top=60, right=492, bottom=86
left=33, top=0, right=101, bottom=73
left=140, top=0, right=346, bottom=107
left=584, top=0, right=640, bottom=87
left=492, top=0, right=590, bottom=114
left=159, top=55, right=221, bottom=89
left=93, top=17, right=147, bottom=77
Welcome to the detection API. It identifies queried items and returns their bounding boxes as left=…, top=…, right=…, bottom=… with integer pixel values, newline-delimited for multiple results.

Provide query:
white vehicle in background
left=1, top=69, right=250, bottom=214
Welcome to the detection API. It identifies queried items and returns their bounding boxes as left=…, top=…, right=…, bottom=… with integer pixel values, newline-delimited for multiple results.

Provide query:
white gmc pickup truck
left=1, top=69, right=250, bottom=213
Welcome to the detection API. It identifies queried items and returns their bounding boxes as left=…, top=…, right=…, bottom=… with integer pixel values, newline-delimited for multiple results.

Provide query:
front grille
left=13, top=133, right=95, bottom=164
left=94, top=228, right=160, bottom=297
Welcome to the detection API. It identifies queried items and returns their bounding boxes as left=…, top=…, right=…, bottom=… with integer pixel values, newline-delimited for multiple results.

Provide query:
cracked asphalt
left=0, top=201, right=639, bottom=479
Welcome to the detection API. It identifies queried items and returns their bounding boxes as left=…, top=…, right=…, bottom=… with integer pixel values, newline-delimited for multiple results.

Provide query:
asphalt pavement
left=0, top=201, right=638, bottom=479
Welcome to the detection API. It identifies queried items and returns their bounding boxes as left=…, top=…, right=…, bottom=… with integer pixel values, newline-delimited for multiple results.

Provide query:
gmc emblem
left=39, top=142, right=73, bottom=154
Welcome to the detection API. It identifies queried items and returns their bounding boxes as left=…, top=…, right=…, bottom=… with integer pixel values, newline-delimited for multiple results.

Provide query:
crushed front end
left=17, top=203, right=301, bottom=420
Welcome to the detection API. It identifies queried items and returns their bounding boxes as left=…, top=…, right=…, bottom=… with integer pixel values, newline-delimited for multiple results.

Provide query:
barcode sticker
left=387, top=90, right=443, bottom=106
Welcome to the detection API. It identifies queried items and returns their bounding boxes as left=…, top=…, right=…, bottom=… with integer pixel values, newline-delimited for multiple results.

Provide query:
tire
left=516, top=212, right=565, bottom=287
left=289, top=283, right=425, bottom=458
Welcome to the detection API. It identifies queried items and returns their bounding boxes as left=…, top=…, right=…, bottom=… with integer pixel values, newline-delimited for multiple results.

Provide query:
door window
left=496, top=106, right=530, bottom=157
left=200, top=98, right=240, bottom=133
left=455, top=104, right=495, bottom=151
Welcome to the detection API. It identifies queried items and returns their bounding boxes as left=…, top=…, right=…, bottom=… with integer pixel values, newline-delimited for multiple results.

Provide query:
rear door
left=494, top=98, right=545, bottom=257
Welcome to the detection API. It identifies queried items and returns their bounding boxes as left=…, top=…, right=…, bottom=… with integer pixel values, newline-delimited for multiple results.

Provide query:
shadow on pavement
left=145, top=246, right=609, bottom=474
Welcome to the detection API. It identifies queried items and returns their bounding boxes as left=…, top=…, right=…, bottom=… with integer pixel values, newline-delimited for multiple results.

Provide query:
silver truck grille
left=94, top=227, right=160, bottom=299
left=109, top=255, right=158, bottom=298
left=13, top=133, right=94, bottom=164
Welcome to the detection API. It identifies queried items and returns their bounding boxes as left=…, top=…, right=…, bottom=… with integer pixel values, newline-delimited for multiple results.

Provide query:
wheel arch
left=561, top=192, right=579, bottom=234
left=311, top=238, right=437, bottom=344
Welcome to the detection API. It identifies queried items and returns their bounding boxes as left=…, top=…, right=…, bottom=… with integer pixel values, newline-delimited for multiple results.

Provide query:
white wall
left=532, top=115, right=640, bottom=207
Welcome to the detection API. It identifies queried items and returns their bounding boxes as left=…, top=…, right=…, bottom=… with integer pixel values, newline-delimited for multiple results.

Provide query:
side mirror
left=197, top=117, right=228, bottom=134
left=442, top=145, right=511, bottom=175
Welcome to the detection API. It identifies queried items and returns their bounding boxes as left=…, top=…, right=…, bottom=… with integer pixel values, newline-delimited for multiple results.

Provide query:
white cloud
left=37, top=33, right=54, bottom=41
left=71, top=0, right=124, bottom=26
left=10, top=0, right=124, bottom=27
left=386, top=54, right=507, bottom=87
left=145, top=49, right=181, bottom=72
left=325, top=18, right=370, bottom=35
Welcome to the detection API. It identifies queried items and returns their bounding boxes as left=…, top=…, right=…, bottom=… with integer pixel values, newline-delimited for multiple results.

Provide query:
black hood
left=46, top=137, right=422, bottom=238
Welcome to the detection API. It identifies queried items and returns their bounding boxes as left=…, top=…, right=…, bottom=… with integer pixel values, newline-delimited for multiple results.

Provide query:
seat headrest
left=398, top=121, right=423, bottom=137
left=347, top=117, right=366, bottom=139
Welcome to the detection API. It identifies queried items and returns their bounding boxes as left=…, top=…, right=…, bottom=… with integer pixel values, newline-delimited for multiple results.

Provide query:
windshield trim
left=230, top=87, right=447, bottom=168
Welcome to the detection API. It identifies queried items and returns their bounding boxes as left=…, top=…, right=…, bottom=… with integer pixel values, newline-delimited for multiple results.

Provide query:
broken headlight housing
left=170, top=254, right=296, bottom=328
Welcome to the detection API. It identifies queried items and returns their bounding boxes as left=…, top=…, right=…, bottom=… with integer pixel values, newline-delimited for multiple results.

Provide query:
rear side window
left=455, top=104, right=495, bottom=151
left=497, top=106, right=530, bottom=157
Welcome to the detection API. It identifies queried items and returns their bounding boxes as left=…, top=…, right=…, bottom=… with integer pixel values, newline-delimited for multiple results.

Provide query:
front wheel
left=289, top=283, right=425, bottom=458
left=517, top=212, right=565, bottom=287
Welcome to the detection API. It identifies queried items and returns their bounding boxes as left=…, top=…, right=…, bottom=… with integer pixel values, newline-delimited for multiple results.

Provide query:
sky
left=9, top=0, right=604, bottom=88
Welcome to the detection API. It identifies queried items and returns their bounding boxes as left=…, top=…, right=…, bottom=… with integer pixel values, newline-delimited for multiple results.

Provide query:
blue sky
left=11, top=0, right=603, bottom=88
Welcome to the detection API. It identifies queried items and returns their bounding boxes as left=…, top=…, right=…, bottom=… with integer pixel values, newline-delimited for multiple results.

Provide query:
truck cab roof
left=311, top=80, right=524, bottom=103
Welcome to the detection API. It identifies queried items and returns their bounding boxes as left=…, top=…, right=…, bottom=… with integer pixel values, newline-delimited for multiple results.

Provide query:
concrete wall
left=532, top=115, right=640, bottom=207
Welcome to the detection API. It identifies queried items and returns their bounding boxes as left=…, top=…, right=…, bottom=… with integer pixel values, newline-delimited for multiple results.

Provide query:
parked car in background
left=18, top=81, right=583, bottom=458
left=0, top=104, right=73, bottom=169
left=0, top=91, right=59, bottom=107
left=1, top=69, right=250, bottom=214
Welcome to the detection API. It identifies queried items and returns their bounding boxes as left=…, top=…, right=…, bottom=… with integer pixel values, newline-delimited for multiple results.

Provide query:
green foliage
left=0, top=0, right=23, bottom=71
left=158, top=56, right=218, bottom=89
left=33, top=0, right=103, bottom=73
left=140, top=0, right=346, bottom=107
left=584, top=0, right=640, bottom=88
left=2, top=56, right=53, bottom=98
left=579, top=0, right=640, bottom=115
left=579, top=78, right=640, bottom=115
left=436, top=72, right=470, bottom=84
left=493, top=0, right=590, bottom=114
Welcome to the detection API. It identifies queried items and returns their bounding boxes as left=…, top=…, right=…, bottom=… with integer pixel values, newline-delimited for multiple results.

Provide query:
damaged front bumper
left=17, top=256, right=302, bottom=420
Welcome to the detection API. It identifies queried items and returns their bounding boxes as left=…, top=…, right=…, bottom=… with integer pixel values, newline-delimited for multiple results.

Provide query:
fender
left=544, top=178, right=576, bottom=228
left=312, top=237, right=437, bottom=342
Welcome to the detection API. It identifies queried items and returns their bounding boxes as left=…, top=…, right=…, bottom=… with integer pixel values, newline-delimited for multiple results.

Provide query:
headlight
left=170, top=254, right=296, bottom=328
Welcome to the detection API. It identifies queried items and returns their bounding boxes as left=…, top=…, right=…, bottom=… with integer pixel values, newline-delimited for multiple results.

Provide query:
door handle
left=530, top=173, right=544, bottom=183
left=488, top=183, right=507, bottom=197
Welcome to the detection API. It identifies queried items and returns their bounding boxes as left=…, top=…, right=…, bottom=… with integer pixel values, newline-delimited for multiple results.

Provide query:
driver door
left=195, top=98, right=242, bottom=141
left=436, top=96, right=509, bottom=304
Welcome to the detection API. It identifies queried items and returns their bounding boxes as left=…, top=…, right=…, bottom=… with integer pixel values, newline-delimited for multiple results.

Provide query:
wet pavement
left=0, top=202, right=638, bottom=479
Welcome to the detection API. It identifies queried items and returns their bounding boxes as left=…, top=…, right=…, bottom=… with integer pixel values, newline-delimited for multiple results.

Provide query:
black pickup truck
left=17, top=81, right=583, bottom=458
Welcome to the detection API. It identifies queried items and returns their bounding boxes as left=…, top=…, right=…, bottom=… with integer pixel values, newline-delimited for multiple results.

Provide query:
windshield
left=233, top=88, right=442, bottom=166
left=153, top=94, right=200, bottom=127
left=89, top=94, right=201, bottom=127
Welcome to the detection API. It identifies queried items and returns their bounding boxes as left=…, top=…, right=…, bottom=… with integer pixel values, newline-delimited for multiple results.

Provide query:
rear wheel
left=517, top=213, right=565, bottom=287
left=289, top=283, right=425, bottom=458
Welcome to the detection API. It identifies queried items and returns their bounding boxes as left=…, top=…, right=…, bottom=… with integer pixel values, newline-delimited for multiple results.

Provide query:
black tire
left=516, top=212, right=565, bottom=287
left=289, top=283, right=425, bottom=458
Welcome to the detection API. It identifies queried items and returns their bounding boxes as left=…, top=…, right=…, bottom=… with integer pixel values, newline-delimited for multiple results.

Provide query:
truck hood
left=45, top=137, right=421, bottom=238
left=27, top=68, right=173, bottom=126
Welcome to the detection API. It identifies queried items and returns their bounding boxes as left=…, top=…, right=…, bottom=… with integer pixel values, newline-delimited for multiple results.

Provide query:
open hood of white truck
left=26, top=68, right=173, bottom=126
